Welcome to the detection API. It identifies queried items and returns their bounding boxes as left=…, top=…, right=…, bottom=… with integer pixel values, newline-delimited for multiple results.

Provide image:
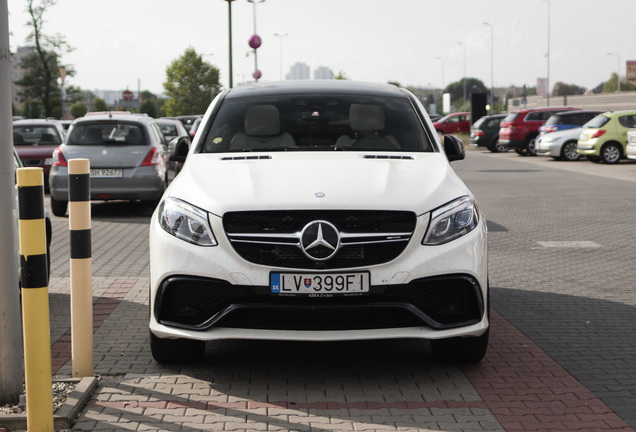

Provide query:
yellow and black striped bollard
left=68, top=158, right=94, bottom=377
left=17, top=167, right=54, bottom=432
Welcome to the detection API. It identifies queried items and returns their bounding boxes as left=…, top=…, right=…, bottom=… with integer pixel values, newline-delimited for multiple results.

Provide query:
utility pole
left=0, top=0, right=25, bottom=404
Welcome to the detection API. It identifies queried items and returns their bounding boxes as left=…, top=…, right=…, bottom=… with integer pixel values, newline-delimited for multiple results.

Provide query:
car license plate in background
left=271, top=272, right=370, bottom=295
left=90, top=168, right=123, bottom=178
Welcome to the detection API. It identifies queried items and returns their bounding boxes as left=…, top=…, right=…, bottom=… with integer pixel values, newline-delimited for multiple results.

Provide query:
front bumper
left=149, top=210, right=489, bottom=342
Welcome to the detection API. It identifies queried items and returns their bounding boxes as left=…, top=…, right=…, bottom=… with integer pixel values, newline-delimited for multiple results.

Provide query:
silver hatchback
left=48, top=113, right=169, bottom=216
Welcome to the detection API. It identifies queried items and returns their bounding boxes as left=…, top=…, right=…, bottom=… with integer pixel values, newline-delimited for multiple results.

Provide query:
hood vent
left=363, top=154, right=414, bottom=160
left=221, top=155, right=272, bottom=161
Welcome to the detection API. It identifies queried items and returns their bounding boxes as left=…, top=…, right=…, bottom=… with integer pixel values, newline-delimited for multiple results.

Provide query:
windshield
left=199, top=94, right=433, bottom=153
left=68, top=122, right=147, bottom=146
left=13, top=125, right=61, bottom=145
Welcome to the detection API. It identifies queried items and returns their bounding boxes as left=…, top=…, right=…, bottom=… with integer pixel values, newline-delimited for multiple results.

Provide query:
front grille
left=223, top=210, right=417, bottom=270
left=155, top=275, right=484, bottom=331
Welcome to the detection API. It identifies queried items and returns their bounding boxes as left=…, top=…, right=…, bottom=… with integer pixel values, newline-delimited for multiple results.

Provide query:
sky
left=5, top=0, right=636, bottom=95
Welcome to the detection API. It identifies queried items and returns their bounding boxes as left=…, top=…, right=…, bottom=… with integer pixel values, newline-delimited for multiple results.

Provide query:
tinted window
left=544, top=115, right=563, bottom=126
left=199, top=94, right=433, bottom=153
left=618, top=115, right=636, bottom=128
left=486, top=117, right=502, bottom=128
left=503, top=113, right=518, bottom=122
left=584, top=115, right=610, bottom=128
left=472, top=118, right=486, bottom=129
left=13, top=125, right=62, bottom=145
left=68, top=122, right=147, bottom=146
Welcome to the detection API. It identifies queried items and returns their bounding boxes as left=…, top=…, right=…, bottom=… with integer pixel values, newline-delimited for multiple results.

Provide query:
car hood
left=167, top=152, right=469, bottom=216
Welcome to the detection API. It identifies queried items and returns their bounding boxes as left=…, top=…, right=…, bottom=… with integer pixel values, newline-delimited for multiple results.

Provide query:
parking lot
left=40, top=149, right=636, bottom=431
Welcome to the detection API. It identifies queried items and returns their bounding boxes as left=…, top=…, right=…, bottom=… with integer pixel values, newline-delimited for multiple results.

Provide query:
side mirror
left=168, top=136, right=190, bottom=163
left=443, top=134, right=465, bottom=162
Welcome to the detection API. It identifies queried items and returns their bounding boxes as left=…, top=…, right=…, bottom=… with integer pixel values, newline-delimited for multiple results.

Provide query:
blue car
left=538, top=110, right=603, bottom=138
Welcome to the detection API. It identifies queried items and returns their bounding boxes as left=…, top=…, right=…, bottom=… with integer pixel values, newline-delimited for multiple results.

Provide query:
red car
left=432, top=112, right=471, bottom=135
left=13, top=119, right=66, bottom=184
left=498, top=107, right=579, bottom=155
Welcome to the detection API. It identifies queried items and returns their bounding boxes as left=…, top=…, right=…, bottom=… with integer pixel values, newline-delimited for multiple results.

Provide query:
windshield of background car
left=13, top=125, right=62, bottom=145
left=583, top=115, right=610, bottom=129
left=158, top=123, right=179, bottom=136
left=67, top=122, right=147, bottom=146
left=199, top=94, right=433, bottom=153
left=502, top=113, right=518, bottom=122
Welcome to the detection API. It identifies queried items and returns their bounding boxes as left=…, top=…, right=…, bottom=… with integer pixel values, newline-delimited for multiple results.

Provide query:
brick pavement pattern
left=37, top=150, right=636, bottom=431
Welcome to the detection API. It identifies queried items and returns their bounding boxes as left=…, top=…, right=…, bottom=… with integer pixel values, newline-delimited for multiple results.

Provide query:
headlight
left=158, top=197, right=217, bottom=246
left=422, top=196, right=479, bottom=245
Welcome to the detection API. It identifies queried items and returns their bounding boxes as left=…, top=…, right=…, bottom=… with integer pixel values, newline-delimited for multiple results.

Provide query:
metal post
left=0, top=0, right=24, bottom=404
left=226, top=0, right=234, bottom=88
left=17, top=167, right=54, bottom=432
left=68, top=159, right=93, bottom=377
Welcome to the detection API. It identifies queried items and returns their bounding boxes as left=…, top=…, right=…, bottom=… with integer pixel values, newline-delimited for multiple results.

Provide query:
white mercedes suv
left=149, top=81, right=489, bottom=363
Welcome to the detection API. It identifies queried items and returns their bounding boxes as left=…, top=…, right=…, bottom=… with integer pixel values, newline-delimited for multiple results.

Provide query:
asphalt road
left=42, top=149, right=636, bottom=431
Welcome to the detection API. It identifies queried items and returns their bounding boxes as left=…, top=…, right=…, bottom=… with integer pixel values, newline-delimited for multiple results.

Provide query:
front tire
left=431, top=328, right=490, bottom=363
left=561, top=141, right=580, bottom=161
left=150, top=331, right=205, bottom=363
left=50, top=196, right=68, bottom=217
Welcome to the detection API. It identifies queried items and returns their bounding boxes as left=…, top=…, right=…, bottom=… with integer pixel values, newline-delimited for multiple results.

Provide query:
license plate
left=270, top=272, right=370, bottom=295
left=90, top=168, right=123, bottom=178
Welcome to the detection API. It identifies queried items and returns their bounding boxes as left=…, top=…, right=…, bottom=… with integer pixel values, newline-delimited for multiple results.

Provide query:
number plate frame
left=90, top=168, right=123, bottom=178
left=270, top=271, right=370, bottom=296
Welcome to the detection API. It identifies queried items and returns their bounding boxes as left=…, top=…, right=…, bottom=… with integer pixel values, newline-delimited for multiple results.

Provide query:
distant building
left=286, top=62, right=310, bottom=80
left=10, top=46, right=35, bottom=107
left=314, top=67, right=333, bottom=80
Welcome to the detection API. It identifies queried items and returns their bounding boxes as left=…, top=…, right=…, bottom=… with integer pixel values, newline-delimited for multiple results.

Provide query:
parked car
left=13, top=118, right=66, bottom=185
left=498, top=107, right=579, bottom=156
left=13, top=148, right=52, bottom=285
left=157, top=118, right=189, bottom=142
left=577, top=110, right=636, bottom=164
left=49, top=113, right=169, bottom=216
left=157, top=118, right=191, bottom=173
left=189, top=118, right=202, bottom=139
left=626, top=129, right=636, bottom=160
left=149, top=80, right=489, bottom=364
left=535, top=127, right=585, bottom=161
left=432, top=112, right=471, bottom=134
left=469, top=114, right=507, bottom=152
left=538, top=110, right=603, bottom=138
left=176, top=115, right=203, bottom=133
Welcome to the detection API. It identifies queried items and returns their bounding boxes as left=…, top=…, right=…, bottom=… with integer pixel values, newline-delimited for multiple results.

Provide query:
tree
left=70, top=101, right=88, bottom=118
left=602, top=73, right=636, bottom=93
left=440, top=77, right=488, bottom=112
left=333, top=71, right=350, bottom=80
left=163, top=47, right=221, bottom=116
left=551, top=81, right=586, bottom=96
left=15, top=0, right=74, bottom=118
left=92, top=97, right=108, bottom=112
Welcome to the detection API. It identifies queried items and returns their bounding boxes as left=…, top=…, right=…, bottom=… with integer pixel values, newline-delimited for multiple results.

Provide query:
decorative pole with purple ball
left=247, top=0, right=265, bottom=81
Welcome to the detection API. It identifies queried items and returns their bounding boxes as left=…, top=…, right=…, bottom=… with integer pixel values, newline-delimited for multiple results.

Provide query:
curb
left=0, top=376, right=98, bottom=431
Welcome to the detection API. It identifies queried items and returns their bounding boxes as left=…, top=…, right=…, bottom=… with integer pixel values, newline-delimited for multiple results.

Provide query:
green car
left=577, top=110, right=636, bottom=164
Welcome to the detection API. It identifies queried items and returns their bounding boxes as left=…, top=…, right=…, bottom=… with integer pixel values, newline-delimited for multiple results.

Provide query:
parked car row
left=471, top=107, right=636, bottom=165
left=12, top=112, right=196, bottom=217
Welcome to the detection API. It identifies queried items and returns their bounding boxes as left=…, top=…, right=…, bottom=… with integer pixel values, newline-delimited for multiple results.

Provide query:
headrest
left=349, top=104, right=385, bottom=131
left=244, top=105, right=280, bottom=136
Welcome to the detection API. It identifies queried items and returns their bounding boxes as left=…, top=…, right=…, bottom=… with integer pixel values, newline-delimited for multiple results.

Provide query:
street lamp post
left=223, top=0, right=234, bottom=88
left=542, top=0, right=551, bottom=105
left=483, top=22, right=493, bottom=114
left=58, top=66, right=66, bottom=119
left=607, top=52, right=621, bottom=92
left=457, top=41, right=466, bottom=110
left=274, top=33, right=288, bottom=81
